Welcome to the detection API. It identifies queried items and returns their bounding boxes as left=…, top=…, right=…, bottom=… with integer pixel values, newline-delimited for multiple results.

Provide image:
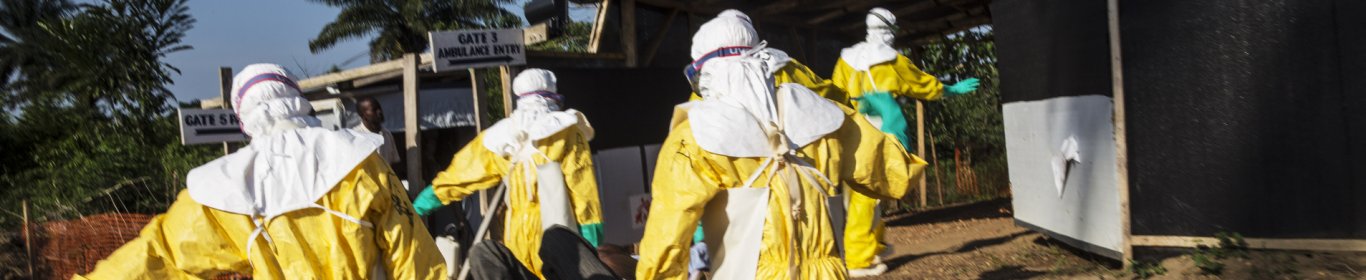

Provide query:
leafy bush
left=1128, top=259, right=1167, bottom=279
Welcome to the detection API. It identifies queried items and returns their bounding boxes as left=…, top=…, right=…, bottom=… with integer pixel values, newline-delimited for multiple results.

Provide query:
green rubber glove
left=412, top=186, right=444, bottom=217
left=858, top=92, right=911, bottom=148
left=944, top=77, right=981, bottom=95
left=693, top=224, right=705, bottom=244
left=579, top=223, right=604, bottom=247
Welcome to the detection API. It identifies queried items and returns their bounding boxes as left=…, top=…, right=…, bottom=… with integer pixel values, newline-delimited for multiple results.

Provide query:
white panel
left=594, top=146, right=649, bottom=246
left=1004, top=95, right=1124, bottom=256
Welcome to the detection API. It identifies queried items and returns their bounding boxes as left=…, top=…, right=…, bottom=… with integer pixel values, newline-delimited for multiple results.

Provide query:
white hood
left=187, top=128, right=382, bottom=218
left=680, top=54, right=843, bottom=157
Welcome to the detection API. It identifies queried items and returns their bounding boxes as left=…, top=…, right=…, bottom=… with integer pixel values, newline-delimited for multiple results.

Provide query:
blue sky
left=166, top=0, right=597, bottom=102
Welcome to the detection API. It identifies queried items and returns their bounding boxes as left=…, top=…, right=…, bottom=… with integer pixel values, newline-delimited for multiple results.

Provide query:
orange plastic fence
left=37, top=213, right=250, bottom=280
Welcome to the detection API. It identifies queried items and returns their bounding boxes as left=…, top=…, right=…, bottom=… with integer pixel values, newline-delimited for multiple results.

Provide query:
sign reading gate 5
left=429, top=29, right=526, bottom=72
left=178, top=108, right=247, bottom=145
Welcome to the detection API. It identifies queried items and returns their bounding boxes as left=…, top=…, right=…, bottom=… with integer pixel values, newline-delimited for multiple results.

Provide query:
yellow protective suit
left=690, top=60, right=847, bottom=105
left=636, top=105, right=927, bottom=280
left=77, top=154, right=446, bottom=279
left=831, top=54, right=943, bottom=269
left=831, top=55, right=944, bottom=108
left=428, top=126, right=602, bottom=279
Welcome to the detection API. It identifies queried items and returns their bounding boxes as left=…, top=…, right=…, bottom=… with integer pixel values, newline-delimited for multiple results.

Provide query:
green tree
left=0, top=0, right=207, bottom=229
left=907, top=26, right=1007, bottom=203
left=527, top=21, right=591, bottom=52
left=0, top=0, right=74, bottom=93
left=308, top=0, right=522, bottom=62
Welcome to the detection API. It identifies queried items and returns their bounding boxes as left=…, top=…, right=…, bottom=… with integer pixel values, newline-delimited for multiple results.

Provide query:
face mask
left=867, top=29, right=895, bottom=46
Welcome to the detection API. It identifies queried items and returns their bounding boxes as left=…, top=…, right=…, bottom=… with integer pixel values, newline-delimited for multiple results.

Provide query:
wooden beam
left=642, top=9, right=680, bottom=66
left=1107, top=0, right=1133, bottom=269
left=634, top=0, right=843, bottom=32
left=1130, top=235, right=1366, bottom=252
left=402, top=53, right=424, bottom=198
left=905, top=16, right=990, bottom=45
left=352, top=71, right=404, bottom=88
left=753, top=0, right=801, bottom=16
left=299, top=53, right=433, bottom=90
left=835, top=0, right=987, bottom=33
left=588, top=0, right=612, bottom=53
left=805, top=0, right=932, bottom=25
left=621, top=0, right=639, bottom=67
left=529, top=50, right=627, bottom=60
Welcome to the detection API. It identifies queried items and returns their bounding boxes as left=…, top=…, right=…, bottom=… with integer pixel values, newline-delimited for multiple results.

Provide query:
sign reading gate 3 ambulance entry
left=178, top=108, right=247, bottom=145
left=429, top=29, right=526, bottom=72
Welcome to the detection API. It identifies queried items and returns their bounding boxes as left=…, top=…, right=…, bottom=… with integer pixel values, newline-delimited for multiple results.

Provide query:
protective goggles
left=870, top=13, right=899, bottom=32
left=518, top=91, right=564, bottom=103
left=683, top=46, right=751, bottom=91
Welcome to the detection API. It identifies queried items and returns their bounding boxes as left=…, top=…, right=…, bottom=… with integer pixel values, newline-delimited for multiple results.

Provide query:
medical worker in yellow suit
left=76, top=64, right=446, bottom=279
left=686, top=10, right=846, bottom=104
left=830, top=8, right=981, bottom=277
left=410, top=68, right=604, bottom=279
left=636, top=14, right=928, bottom=279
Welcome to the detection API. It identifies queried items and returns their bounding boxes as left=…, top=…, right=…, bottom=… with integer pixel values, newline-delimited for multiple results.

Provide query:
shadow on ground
left=885, top=198, right=1011, bottom=227
left=883, top=231, right=1033, bottom=269
left=978, top=265, right=1047, bottom=279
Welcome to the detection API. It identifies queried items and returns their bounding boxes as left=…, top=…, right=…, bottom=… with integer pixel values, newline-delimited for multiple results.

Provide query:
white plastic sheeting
left=1004, top=95, right=1124, bottom=258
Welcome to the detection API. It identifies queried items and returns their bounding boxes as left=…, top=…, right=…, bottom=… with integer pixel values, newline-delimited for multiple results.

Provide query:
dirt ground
left=869, top=199, right=1366, bottom=279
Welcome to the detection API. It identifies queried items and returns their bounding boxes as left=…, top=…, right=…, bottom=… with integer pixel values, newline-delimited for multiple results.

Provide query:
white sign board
left=429, top=29, right=526, bottom=72
left=178, top=108, right=246, bottom=145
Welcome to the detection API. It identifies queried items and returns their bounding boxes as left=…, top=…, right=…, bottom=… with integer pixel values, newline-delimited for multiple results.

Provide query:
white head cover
left=841, top=8, right=900, bottom=71
left=187, top=63, right=382, bottom=225
left=231, top=64, right=321, bottom=137
left=688, top=10, right=792, bottom=81
left=482, top=69, right=592, bottom=157
left=691, top=9, right=759, bottom=60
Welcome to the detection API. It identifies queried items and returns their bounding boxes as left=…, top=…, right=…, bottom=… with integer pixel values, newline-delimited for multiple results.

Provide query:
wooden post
left=219, top=67, right=233, bottom=155
left=930, top=129, right=943, bottom=206
left=469, top=68, right=490, bottom=213
left=499, top=66, right=515, bottom=116
left=403, top=54, right=424, bottom=198
left=916, top=100, right=927, bottom=207
left=468, top=69, right=484, bottom=131
left=1107, top=0, right=1134, bottom=268
left=641, top=9, right=679, bottom=66
left=621, top=0, right=639, bottom=67
left=23, top=200, right=32, bottom=277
